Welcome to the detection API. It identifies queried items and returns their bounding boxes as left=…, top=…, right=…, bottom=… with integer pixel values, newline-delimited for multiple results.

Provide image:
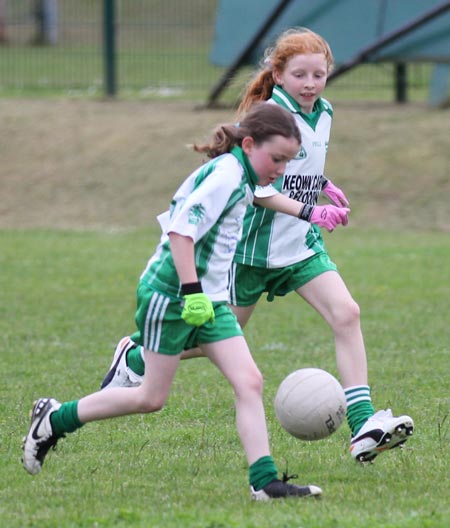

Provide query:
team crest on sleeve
left=188, top=203, right=206, bottom=225
left=295, top=146, right=307, bottom=160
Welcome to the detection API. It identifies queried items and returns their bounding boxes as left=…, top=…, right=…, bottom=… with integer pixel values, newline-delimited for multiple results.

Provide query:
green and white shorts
left=229, top=251, right=337, bottom=306
left=132, top=282, right=243, bottom=355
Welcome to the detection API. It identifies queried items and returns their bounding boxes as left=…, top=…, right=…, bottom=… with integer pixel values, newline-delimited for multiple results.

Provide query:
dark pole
left=328, top=1, right=450, bottom=83
left=395, top=62, right=407, bottom=103
left=206, top=0, right=294, bottom=108
left=103, top=0, right=117, bottom=98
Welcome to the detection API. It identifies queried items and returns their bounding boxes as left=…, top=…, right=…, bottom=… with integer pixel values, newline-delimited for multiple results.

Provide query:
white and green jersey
left=234, top=86, right=333, bottom=268
left=140, top=147, right=258, bottom=302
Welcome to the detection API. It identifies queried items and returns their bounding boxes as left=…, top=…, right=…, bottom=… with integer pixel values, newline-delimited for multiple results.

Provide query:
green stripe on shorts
left=134, top=282, right=243, bottom=355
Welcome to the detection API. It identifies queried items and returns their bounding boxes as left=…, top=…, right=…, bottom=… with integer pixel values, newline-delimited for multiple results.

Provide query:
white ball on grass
left=274, top=368, right=347, bottom=441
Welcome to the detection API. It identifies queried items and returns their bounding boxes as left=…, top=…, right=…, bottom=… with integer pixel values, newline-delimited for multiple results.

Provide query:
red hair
left=238, top=28, right=334, bottom=115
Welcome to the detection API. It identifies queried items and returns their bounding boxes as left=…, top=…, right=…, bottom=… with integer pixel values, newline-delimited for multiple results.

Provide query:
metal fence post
left=103, top=0, right=117, bottom=97
left=395, top=63, right=407, bottom=103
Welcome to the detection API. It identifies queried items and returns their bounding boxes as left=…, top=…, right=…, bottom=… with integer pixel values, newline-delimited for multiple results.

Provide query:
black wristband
left=181, top=281, right=203, bottom=295
left=321, top=176, right=329, bottom=190
left=298, top=204, right=314, bottom=221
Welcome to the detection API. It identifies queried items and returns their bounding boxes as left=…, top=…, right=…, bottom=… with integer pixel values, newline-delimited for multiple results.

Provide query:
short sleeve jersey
left=233, top=86, right=333, bottom=268
left=140, top=147, right=258, bottom=302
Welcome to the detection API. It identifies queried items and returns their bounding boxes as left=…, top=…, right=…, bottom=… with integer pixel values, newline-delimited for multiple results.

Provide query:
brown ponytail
left=193, top=102, right=300, bottom=159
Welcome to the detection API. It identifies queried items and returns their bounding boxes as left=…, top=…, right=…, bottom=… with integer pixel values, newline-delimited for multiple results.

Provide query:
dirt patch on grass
left=1, top=99, right=449, bottom=231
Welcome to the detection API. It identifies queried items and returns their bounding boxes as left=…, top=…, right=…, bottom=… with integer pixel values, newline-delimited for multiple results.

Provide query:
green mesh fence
left=0, top=0, right=433, bottom=103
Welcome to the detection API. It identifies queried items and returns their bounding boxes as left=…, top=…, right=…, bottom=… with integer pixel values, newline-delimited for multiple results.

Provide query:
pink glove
left=322, top=179, right=349, bottom=207
left=310, top=204, right=350, bottom=231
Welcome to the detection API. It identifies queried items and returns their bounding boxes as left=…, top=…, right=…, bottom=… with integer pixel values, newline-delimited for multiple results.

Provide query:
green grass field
left=0, top=92, right=449, bottom=526
left=1, top=226, right=449, bottom=527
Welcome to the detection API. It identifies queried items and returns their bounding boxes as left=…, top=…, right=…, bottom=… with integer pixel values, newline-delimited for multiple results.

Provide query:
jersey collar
left=271, top=85, right=326, bottom=130
left=231, top=146, right=258, bottom=191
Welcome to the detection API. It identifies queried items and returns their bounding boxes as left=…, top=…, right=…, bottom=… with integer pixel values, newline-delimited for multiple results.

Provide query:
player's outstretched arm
left=254, top=192, right=303, bottom=217
left=254, top=193, right=350, bottom=231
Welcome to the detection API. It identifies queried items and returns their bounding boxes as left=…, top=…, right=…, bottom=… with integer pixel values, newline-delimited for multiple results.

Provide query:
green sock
left=345, top=385, right=375, bottom=436
left=249, top=456, right=278, bottom=491
left=50, top=400, right=84, bottom=438
left=126, top=344, right=145, bottom=376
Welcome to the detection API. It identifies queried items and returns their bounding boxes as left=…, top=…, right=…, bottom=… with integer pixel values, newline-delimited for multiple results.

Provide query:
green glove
left=181, top=293, right=215, bottom=326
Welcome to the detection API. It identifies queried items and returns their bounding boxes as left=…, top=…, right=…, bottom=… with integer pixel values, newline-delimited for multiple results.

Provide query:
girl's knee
left=332, top=298, right=361, bottom=328
left=250, top=368, right=264, bottom=394
left=347, top=298, right=361, bottom=321
left=135, top=390, right=166, bottom=413
left=140, top=401, right=164, bottom=413
left=237, top=366, right=264, bottom=397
